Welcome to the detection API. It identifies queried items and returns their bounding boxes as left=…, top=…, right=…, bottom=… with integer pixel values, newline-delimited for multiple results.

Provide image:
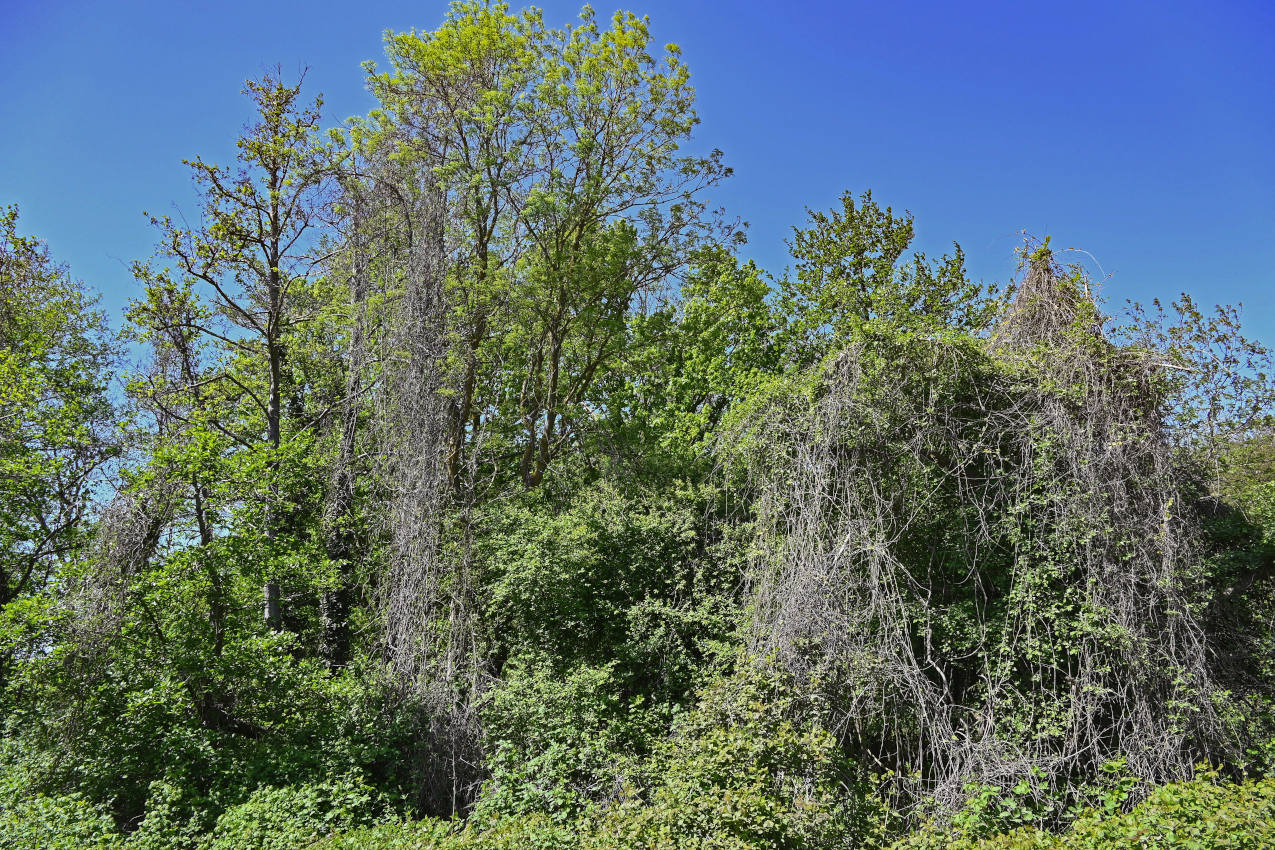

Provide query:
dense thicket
left=3, top=4, right=1275, bottom=848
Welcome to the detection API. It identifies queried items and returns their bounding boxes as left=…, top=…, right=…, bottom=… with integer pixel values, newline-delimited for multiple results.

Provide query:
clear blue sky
left=2, top=0, right=1272, bottom=337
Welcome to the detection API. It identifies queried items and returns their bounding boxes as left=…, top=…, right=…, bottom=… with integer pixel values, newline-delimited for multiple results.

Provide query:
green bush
left=123, top=781, right=210, bottom=850
left=895, top=774, right=1275, bottom=850
left=202, top=773, right=392, bottom=850
left=314, top=815, right=569, bottom=850
left=1063, top=775, right=1275, bottom=850
left=0, top=747, right=122, bottom=850
left=319, top=664, right=877, bottom=850
left=589, top=663, right=881, bottom=850
left=475, top=662, right=644, bottom=824
left=311, top=820, right=451, bottom=850
left=0, top=791, right=121, bottom=850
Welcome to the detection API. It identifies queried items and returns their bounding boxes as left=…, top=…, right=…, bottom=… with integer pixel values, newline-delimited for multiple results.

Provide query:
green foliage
left=0, top=205, right=115, bottom=668
left=203, top=773, right=392, bottom=850
left=897, top=774, right=1275, bottom=850
left=479, top=480, right=737, bottom=689
left=783, top=191, right=993, bottom=359
left=314, top=815, right=569, bottom=850
left=929, top=760, right=1141, bottom=842
left=5, top=618, right=416, bottom=832
left=0, top=794, right=120, bottom=850
left=473, top=479, right=743, bottom=823
left=124, top=782, right=208, bottom=850
left=363, top=0, right=732, bottom=489
left=613, top=247, right=783, bottom=477
left=590, top=663, right=880, bottom=850
left=476, top=663, right=640, bottom=824
left=317, top=665, right=882, bottom=850
left=0, top=770, right=121, bottom=850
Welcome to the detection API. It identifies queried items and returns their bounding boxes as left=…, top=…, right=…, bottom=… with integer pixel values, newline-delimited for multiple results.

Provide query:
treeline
left=3, top=4, right=1275, bottom=848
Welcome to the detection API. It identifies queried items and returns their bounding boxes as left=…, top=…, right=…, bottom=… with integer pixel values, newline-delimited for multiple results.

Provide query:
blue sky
left=2, top=0, right=1272, bottom=337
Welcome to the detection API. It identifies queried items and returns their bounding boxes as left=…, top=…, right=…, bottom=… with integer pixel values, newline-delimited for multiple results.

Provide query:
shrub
left=589, top=663, right=882, bottom=850
left=314, top=815, right=570, bottom=850
left=475, top=663, right=641, bottom=824
left=0, top=792, right=120, bottom=850
left=894, top=773, right=1275, bottom=850
left=123, top=781, right=209, bottom=850
left=203, top=773, right=392, bottom=850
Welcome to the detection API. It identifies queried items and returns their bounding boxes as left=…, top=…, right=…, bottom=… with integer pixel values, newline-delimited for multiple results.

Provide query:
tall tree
left=0, top=206, right=115, bottom=672
left=367, top=2, right=732, bottom=491
left=148, top=69, right=330, bottom=628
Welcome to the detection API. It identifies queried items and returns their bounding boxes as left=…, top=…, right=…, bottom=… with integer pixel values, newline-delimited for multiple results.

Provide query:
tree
left=783, top=190, right=990, bottom=359
left=346, top=6, right=737, bottom=811
left=366, top=1, right=733, bottom=491
left=145, top=69, right=331, bottom=629
left=0, top=206, right=115, bottom=673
